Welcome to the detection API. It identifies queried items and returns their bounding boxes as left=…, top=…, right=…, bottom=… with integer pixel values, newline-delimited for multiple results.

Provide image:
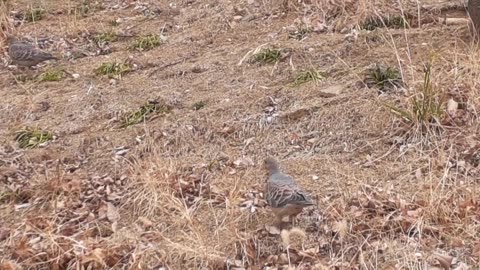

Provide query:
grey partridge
left=468, top=0, right=480, bottom=38
left=264, top=157, right=315, bottom=226
left=7, top=36, right=57, bottom=68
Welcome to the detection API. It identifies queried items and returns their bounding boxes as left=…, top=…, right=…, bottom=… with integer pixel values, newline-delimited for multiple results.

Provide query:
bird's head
left=264, top=157, right=280, bottom=173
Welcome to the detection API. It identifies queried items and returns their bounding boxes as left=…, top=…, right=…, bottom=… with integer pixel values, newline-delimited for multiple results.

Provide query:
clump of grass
left=15, top=127, right=53, bottom=149
left=365, top=64, right=403, bottom=92
left=131, top=34, right=162, bottom=51
left=288, top=28, right=311, bottom=40
left=69, top=0, right=102, bottom=17
left=24, top=6, right=45, bottom=22
left=94, top=62, right=131, bottom=78
left=121, top=101, right=170, bottom=128
left=108, top=19, right=119, bottom=26
left=293, top=69, right=326, bottom=86
left=385, top=63, right=445, bottom=130
left=93, top=31, right=117, bottom=43
left=192, top=101, right=206, bottom=110
left=37, top=69, right=64, bottom=82
left=361, top=15, right=409, bottom=31
left=14, top=75, right=28, bottom=83
left=252, top=48, right=282, bottom=64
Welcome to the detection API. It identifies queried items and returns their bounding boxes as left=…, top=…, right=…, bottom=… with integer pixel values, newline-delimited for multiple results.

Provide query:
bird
left=7, top=35, right=57, bottom=68
left=264, top=157, right=315, bottom=227
left=468, top=0, right=480, bottom=38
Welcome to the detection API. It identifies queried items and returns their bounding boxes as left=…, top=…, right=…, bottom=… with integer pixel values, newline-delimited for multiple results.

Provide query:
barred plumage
left=8, top=36, right=57, bottom=67
left=264, top=157, right=314, bottom=224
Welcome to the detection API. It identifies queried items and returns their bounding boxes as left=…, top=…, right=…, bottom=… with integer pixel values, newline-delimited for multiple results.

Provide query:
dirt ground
left=1, top=0, right=480, bottom=269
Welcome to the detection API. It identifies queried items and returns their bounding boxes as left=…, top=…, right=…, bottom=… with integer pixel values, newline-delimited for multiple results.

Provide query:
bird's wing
left=269, top=172, right=295, bottom=184
left=10, top=43, right=35, bottom=60
left=266, top=182, right=314, bottom=208
left=10, top=43, right=55, bottom=61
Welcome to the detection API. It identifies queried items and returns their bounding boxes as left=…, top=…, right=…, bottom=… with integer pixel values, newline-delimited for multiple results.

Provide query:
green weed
left=361, top=15, right=409, bottom=31
left=293, top=69, right=326, bottom=86
left=37, top=69, right=64, bottom=82
left=131, top=34, right=162, bottom=51
left=95, top=62, right=132, bottom=78
left=252, top=48, right=282, bottom=64
left=121, top=101, right=170, bottom=128
left=365, top=64, right=403, bottom=92
left=385, top=63, right=445, bottom=130
left=15, top=127, right=53, bottom=149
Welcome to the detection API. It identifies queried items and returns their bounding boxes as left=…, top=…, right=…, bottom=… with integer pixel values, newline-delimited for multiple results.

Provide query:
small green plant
left=15, top=127, right=53, bottom=149
left=14, top=75, right=28, bottom=83
left=109, top=20, right=119, bottom=26
left=121, top=101, right=170, bottom=128
left=361, top=15, right=409, bottom=31
left=95, top=62, right=131, bottom=78
left=288, top=28, right=311, bottom=40
left=25, top=7, right=45, bottom=22
left=252, top=48, right=282, bottom=64
left=131, top=34, right=162, bottom=51
left=385, top=63, right=445, bottom=129
left=69, top=0, right=103, bottom=17
left=37, top=69, right=64, bottom=82
left=192, top=101, right=206, bottom=110
left=293, top=69, right=326, bottom=86
left=93, top=31, right=117, bottom=43
left=364, top=64, right=403, bottom=92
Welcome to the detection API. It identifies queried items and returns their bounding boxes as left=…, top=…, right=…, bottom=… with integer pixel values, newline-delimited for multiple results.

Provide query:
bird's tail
left=264, top=157, right=281, bottom=175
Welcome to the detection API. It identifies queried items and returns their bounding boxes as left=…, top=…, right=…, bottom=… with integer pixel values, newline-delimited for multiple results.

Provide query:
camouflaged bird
left=7, top=36, right=57, bottom=67
left=264, top=157, right=314, bottom=225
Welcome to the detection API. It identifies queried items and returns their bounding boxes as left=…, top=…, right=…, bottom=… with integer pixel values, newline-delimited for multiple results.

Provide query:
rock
left=318, top=84, right=344, bottom=97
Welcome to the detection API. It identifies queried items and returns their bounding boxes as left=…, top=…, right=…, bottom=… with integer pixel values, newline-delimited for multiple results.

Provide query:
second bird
left=7, top=36, right=57, bottom=68
left=264, top=157, right=315, bottom=227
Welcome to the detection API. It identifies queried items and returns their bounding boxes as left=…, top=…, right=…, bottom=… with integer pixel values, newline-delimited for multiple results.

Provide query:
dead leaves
left=434, top=253, right=454, bottom=270
left=239, top=190, right=266, bottom=213
left=12, top=238, right=34, bottom=261
left=81, top=248, right=107, bottom=268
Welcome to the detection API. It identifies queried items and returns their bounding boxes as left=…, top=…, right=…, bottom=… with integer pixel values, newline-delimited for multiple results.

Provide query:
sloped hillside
left=1, top=0, right=479, bottom=269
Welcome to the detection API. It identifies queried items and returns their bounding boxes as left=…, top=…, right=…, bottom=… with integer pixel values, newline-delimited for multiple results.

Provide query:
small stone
left=318, top=84, right=344, bottom=97
left=72, top=73, right=80, bottom=79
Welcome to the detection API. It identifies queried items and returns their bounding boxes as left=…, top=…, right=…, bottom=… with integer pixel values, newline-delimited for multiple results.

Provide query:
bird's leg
left=273, top=215, right=284, bottom=230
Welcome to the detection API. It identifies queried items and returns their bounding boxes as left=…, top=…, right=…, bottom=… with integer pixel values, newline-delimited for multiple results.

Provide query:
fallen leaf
left=0, top=261, right=21, bottom=270
left=453, top=262, right=469, bottom=270
left=447, top=99, right=458, bottom=115
left=406, top=208, right=422, bottom=218
left=98, top=203, right=108, bottom=219
left=265, top=224, right=281, bottom=235
left=233, top=157, right=254, bottom=168
left=12, top=238, right=33, bottom=261
left=81, top=248, right=106, bottom=266
left=415, top=168, right=423, bottom=180
left=318, top=84, right=344, bottom=97
left=106, top=202, right=120, bottom=222
left=434, top=253, right=453, bottom=270
left=138, top=217, right=153, bottom=229
left=0, top=227, right=10, bottom=241
left=332, top=220, right=348, bottom=239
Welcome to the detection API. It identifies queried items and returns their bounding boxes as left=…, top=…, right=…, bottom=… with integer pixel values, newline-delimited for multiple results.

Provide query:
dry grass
left=1, top=0, right=480, bottom=269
